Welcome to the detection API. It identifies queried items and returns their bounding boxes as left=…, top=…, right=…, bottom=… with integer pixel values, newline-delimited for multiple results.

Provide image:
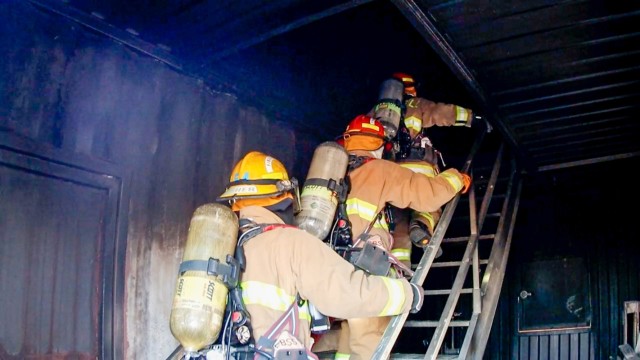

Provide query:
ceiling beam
left=391, top=0, right=534, bottom=171
left=28, top=0, right=186, bottom=72
left=208, top=0, right=375, bottom=61
left=537, top=151, right=640, bottom=172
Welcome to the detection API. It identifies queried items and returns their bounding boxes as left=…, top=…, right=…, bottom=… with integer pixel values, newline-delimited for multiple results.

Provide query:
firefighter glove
left=460, top=173, right=472, bottom=194
left=410, top=283, right=424, bottom=314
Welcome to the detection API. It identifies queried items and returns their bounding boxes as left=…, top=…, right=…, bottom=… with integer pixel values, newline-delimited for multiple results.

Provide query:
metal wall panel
left=0, top=2, right=317, bottom=359
left=512, top=333, right=594, bottom=360
left=495, top=157, right=640, bottom=360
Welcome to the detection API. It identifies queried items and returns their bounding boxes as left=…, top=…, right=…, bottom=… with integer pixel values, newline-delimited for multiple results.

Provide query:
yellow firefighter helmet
left=217, top=151, right=298, bottom=212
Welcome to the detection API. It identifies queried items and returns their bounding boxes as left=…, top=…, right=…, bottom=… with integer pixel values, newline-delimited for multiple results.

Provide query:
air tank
left=170, top=203, right=239, bottom=355
left=373, top=77, right=404, bottom=139
left=295, top=141, right=349, bottom=240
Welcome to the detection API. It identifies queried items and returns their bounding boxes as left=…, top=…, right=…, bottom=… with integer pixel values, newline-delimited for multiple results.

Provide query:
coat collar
left=239, top=205, right=285, bottom=225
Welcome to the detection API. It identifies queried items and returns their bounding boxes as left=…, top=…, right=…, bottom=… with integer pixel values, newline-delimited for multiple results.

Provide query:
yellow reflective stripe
left=391, top=248, right=411, bottom=261
left=346, top=198, right=388, bottom=230
left=414, top=212, right=435, bottom=229
left=404, top=116, right=422, bottom=133
left=241, top=281, right=311, bottom=322
left=299, top=303, right=311, bottom=322
left=346, top=198, right=377, bottom=221
left=455, top=106, right=471, bottom=125
left=379, top=277, right=407, bottom=316
left=400, top=163, right=436, bottom=177
left=301, top=184, right=334, bottom=199
left=405, top=98, right=418, bottom=108
left=439, top=171, right=463, bottom=192
left=334, top=353, right=350, bottom=359
left=241, top=281, right=293, bottom=310
left=375, top=101, right=402, bottom=115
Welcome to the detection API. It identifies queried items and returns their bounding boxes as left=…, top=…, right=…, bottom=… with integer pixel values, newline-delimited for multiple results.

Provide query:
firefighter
left=328, top=115, right=471, bottom=359
left=215, top=150, right=424, bottom=359
left=384, top=72, right=481, bottom=267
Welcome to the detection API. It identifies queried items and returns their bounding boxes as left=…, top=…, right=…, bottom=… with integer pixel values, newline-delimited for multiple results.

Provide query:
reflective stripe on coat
left=345, top=152, right=463, bottom=250
left=238, top=206, right=413, bottom=350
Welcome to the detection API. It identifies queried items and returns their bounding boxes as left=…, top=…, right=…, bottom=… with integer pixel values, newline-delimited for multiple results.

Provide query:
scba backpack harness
left=180, top=219, right=319, bottom=360
left=329, top=155, right=414, bottom=278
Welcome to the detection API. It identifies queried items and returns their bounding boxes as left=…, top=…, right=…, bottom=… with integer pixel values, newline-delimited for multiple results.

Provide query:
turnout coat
left=333, top=150, right=466, bottom=359
left=238, top=205, right=414, bottom=352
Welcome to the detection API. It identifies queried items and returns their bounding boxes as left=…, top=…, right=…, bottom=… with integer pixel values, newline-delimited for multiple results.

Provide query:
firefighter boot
left=409, top=220, right=443, bottom=258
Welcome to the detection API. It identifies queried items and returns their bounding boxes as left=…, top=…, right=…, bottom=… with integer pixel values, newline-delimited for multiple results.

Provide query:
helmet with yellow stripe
left=343, top=114, right=386, bottom=152
left=217, top=151, right=299, bottom=212
left=392, top=72, right=417, bottom=97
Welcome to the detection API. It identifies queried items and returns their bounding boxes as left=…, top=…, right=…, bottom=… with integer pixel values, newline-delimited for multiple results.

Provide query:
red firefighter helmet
left=344, top=114, right=385, bottom=138
left=343, top=115, right=386, bottom=151
left=392, top=72, right=417, bottom=97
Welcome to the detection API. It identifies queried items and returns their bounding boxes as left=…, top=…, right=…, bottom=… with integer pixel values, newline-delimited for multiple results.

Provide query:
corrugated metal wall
left=0, top=2, right=317, bottom=359
left=2, top=2, right=639, bottom=360
left=514, top=333, right=594, bottom=359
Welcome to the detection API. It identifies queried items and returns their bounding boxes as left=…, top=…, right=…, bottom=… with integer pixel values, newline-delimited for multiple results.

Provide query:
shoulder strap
left=347, top=154, right=374, bottom=173
left=329, top=155, right=378, bottom=252
left=238, top=219, right=296, bottom=247
left=235, top=220, right=296, bottom=273
left=225, top=220, right=309, bottom=358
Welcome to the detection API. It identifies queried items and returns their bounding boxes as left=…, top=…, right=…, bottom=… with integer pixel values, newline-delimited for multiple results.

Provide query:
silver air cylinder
left=373, top=78, right=404, bottom=139
left=295, top=141, right=349, bottom=240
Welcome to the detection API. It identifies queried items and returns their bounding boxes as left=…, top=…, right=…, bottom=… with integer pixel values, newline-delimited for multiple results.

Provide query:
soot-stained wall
left=0, top=2, right=316, bottom=359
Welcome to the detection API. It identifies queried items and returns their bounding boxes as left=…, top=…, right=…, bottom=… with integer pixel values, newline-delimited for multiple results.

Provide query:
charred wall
left=4, top=1, right=640, bottom=359
left=0, top=2, right=316, bottom=359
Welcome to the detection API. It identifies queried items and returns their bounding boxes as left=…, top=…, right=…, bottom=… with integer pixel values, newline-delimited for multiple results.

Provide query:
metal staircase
left=374, top=128, right=523, bottom=360
left=166, top=127, right=523, bottom=360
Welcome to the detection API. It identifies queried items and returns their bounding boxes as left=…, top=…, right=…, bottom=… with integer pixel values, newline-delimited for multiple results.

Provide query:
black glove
left=410, top=283, right=424, bottom=314
left=472, top=114, right=492, bottom=133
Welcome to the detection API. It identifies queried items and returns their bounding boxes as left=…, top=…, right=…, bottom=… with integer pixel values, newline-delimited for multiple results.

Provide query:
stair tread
left=322, top=351, right=459, bottom=359
left=373, top=140, right=517, bottom=360
left=405, top=320, right=471, bottom=327
left=430, top=259, right=489, bottom=268
left=424, top=288, right=476, bottom=295
left=390, top=354, right=459, bottom=359
left=442, top=234, right=495, bottom=243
